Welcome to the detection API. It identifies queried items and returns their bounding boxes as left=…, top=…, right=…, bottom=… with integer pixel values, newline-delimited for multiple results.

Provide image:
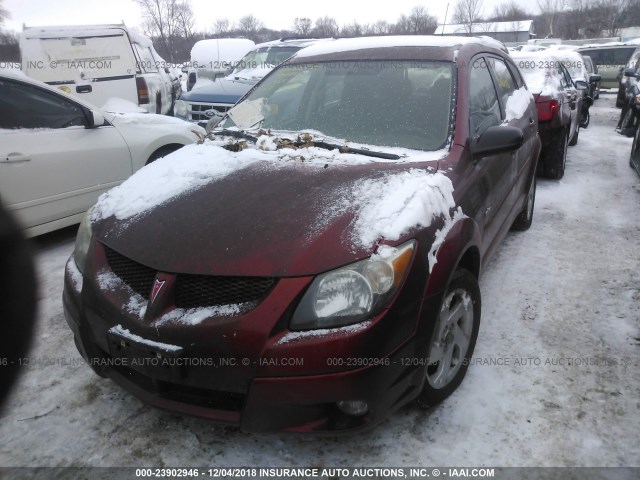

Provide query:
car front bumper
left=63, top=251, right=433, bottom=433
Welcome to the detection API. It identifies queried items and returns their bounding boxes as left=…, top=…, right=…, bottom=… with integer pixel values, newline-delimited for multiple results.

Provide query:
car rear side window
left=469, top=57, right=501, bottom=136
left=0, top=79, right=87, bottom=129
left=489, top=57, right=517, bottom=114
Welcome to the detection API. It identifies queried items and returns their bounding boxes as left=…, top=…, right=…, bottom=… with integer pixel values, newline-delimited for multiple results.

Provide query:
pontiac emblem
left=150, top=279, right=166, bottom=303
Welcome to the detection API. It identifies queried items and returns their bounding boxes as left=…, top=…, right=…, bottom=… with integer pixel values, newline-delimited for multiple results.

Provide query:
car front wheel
left=417, top=268, right=481, bottom=408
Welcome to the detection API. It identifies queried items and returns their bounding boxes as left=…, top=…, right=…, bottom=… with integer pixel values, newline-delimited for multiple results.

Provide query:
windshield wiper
left=213, top=129, right=258, bottom=142
left=297, top=140, right=401, bottom=160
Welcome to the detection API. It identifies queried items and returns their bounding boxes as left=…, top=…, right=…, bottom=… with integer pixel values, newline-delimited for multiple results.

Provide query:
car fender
left=424, top=215, right=482, bottom=297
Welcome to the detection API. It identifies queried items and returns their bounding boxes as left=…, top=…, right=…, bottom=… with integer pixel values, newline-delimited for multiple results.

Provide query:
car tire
left=511, top=175, right=536, bottom=231
left=544, top=129, right=568, bottom=180
left=146, top=145, right=183, bottom=165
left=569, top=125, right=579, bottom=146
left=631, top=126, right=640, bottom=174
left=580, top=109, right=590, bottom=129
left=417, top=268, right=481, bottom=409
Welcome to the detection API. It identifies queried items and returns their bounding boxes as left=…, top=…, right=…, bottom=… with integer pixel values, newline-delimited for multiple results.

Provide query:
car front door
left=0, top=78, right=132, bottom=235
left=468, top=56, right=517, bottom=254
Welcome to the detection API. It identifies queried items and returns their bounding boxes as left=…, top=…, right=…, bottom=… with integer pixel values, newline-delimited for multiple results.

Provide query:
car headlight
left=74, top=208, right=94, bottom=274
left=174, top=99, right=188, bottom=119
left=290, top=240, right=416, bottom=330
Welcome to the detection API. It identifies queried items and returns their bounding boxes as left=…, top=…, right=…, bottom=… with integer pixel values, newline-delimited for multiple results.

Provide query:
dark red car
left=64, top=36, right=540, bottom=433
left=511, top=51, right=587, bottom=179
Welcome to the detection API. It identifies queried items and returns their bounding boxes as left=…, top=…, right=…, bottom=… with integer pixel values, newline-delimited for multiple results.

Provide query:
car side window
left=135, top=45, right=159, bottom=73
left=559, top=64, right=573, bottom=88
left=469, top=57, right=502, bottom=136
left=0, top=79, right=87, bottom=129
left=489, top=57, right=517, bottom=111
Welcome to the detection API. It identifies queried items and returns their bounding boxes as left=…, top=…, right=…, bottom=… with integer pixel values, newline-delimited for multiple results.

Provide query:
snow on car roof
left=294, top=35, right=506, bottom=59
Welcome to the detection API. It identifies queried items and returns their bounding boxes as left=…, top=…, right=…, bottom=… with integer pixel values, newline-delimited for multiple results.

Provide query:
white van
left=20, top=24, right=177, bottom=114
left=186, top=38, right=254, bottom=91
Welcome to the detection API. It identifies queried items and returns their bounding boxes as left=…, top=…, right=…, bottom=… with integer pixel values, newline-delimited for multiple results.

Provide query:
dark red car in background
left=512, top=51, right=588, bottom=179
left=64, top=36, right=541, bottom=433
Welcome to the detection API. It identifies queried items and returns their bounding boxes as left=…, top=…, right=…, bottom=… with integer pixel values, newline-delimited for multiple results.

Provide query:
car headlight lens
left=174, top=99, right=188, bottom=119
left=290, top=240, right=415, bottom=330
left=74, top=208, right=94, bottom=274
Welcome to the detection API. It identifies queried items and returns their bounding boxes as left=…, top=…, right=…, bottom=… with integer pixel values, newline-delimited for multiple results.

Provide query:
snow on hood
left=102, top=97, right=147, bottom=113
left=350, top=169, right=455, bottom=248
left=92, top=133, right=451, bottom=252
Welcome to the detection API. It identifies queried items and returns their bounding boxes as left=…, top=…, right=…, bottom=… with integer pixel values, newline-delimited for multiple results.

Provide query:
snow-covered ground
left=1, top=94, right=638, bottom=468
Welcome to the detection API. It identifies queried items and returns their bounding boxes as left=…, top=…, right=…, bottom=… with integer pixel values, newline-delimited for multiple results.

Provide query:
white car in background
left=0, top=70, right=203, bottom=237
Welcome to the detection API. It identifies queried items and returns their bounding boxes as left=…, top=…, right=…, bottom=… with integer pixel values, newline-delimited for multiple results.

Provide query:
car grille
left=188, top=102, right=232, bottom=122
left=175, top=274, right=275, bottom=309
left=103, top=245, right=276, bottom=310
left=104, top=246, right=156, bottom=298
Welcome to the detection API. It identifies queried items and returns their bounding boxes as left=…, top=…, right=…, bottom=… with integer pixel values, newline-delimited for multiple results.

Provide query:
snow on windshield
left=225, top=61, right=454, bottom=151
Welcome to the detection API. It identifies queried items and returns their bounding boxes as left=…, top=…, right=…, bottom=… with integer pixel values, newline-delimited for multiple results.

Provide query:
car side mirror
left=624, top=68, right=639, bottom=78
left=589, top=74, right=601, bottom=83
left=87, top=110, right=104, bottom=128
left=574, top=80, right=589, bottom=91
left=470, top=126, right=524, bottom=156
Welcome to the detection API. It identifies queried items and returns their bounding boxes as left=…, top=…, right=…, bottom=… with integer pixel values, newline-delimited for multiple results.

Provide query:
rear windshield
left=21, top=33, right=137, bottom=82
left=579, top=47, right=636, bottom=67
left=224, top=60, right=454, bottom=151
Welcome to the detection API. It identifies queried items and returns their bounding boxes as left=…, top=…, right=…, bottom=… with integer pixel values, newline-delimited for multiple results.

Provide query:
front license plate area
left=107, top=329, right=185, bottom=383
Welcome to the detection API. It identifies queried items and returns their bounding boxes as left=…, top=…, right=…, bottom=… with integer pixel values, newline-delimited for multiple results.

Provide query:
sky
left=3, top=0, right=528, bottom=34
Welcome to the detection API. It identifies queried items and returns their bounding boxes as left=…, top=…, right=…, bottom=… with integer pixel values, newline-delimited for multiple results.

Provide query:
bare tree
left=0, top=0, right=9, bottom=26
left=136, top=0, right=195, bottom=61
left=212, top=18, right=232, bottom=36
left=595, top=0, right=634, bottom=37
left=175, top=2, right=196, bottom=40
left=393, top=14, right=412, bottom=34
left=237, top=15, right=265, bottom=42
left=491, top=1, right=530, bottom=21
left=314, top=16, right=339, bottom=37
left=537, top=0, right=563, bottom=37
left=453, top=0, right=484, bottom=34
left=341, top=21, right=364, bottom=37
left=371, top=20, right=392, bottom=35
left=292, top=18, right=313, bottom=36
left=407, top=5, right=438, bottom=34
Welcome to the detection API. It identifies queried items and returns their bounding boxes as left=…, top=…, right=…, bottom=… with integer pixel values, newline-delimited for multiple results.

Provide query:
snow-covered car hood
left=104, top=112, right=204, bottom=151
left=181, top=77, right=254, bottom=104
left=92, top=136, right=453, bottom=277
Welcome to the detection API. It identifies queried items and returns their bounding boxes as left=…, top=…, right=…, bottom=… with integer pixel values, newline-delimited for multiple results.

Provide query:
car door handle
left=3, top=153, right=31, bottom=163
left=76, top=85, right=92, bottom=93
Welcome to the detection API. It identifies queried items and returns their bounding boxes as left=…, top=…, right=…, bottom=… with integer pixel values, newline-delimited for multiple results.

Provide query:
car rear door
left=558, top=64, right=580, bottom=141
left=0, top=78, right=132, bottom=233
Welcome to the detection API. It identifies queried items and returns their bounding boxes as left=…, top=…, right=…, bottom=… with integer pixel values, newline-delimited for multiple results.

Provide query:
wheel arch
left=146, top=143, right=185, bottom=165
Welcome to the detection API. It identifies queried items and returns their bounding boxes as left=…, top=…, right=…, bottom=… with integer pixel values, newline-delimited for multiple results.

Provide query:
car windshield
left=223, top=60, right=453, bottom=151
left=231, top=46, right=301, bottom=78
